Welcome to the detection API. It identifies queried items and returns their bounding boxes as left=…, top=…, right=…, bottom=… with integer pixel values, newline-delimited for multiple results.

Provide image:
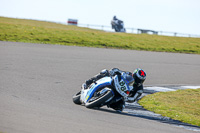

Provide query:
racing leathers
left=84, top=68, right=144, bottom=111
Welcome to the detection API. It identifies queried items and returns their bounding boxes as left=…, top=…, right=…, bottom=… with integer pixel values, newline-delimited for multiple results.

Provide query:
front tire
left=72, top=91, right=82, bottom=105
left=85, top=90, right=113, bottom=108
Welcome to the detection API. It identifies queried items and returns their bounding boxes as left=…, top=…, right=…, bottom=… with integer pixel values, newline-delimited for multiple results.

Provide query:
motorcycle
left=111, top=20, right=126, bottom=32
left=72, top=72, right=134, bottom=110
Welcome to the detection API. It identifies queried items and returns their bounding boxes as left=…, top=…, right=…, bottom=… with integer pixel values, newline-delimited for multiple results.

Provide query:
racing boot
left=109, top=100, right=125, bottom=112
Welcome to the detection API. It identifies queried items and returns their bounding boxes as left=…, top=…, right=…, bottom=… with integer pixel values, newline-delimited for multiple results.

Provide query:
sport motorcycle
left=72, top=72, right=133, bottom=109
left=111, top=20, right=126, bottom=32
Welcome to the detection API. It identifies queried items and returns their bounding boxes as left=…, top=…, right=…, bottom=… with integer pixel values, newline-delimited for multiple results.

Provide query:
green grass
left=0, top=16, right=200, bottom=54
left=139, top=89, right=200, bottom=126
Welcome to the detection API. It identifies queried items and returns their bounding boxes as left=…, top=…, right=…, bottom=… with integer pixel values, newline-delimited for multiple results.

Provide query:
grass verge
left=139, top=88, right=200, bottom=126
left=0, top=16, right=200, bottom=54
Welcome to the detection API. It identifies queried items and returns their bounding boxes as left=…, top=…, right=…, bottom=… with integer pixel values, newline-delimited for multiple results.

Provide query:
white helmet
left=133, top=68, right=146, bottom=84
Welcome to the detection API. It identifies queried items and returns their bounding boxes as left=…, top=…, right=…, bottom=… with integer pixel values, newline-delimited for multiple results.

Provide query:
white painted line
left=180, top=86, right=200, bottom=89
left=145, top=87, right=176, bottom=92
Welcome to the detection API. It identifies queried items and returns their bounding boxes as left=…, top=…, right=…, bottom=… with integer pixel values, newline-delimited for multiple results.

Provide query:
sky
left=1, top=0, right=200, bottom=35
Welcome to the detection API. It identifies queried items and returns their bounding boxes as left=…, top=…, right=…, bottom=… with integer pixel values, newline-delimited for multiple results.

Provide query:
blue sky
left=1, top=0, right=200, bottom=35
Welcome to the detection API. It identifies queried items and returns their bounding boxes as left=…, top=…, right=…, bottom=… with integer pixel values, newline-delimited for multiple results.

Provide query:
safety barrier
left=77, top=23, right=200, bottom=38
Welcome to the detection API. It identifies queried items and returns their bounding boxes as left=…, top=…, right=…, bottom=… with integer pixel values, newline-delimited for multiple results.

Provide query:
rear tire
left=72, top=91, right=82, bottom=105
left=85, top=90, right=113, bottom=108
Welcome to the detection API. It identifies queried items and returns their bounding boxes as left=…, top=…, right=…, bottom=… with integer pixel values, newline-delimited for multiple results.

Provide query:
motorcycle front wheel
left=85, top=90, right=113, bottom=108
left=72, top=91, right=82, bottom=105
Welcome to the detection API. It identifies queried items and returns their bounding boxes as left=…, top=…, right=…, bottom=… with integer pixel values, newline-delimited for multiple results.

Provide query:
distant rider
left=111, top=16, right=125, bottom=32
left=82, top=68, right=146, bottom=111
left=111, top=16, right=119, bottom=31
left=113, top=16, right=118, bottom=23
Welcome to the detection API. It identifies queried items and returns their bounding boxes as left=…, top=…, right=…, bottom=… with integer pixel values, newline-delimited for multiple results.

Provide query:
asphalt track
left=0, top=41, right=200, bottom=133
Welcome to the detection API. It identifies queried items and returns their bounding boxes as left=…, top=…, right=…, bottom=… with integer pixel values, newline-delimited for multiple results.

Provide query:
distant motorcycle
left=72, top=72, right=133, bottom=109
left=111, top=20, right=126, bottom=32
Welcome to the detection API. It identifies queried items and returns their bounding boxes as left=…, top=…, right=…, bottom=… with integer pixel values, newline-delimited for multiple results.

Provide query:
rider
left=111, top=16, right=119, bottom=30
left=113, top=16, right=118, bottom=22
left=111, top=16, right=125, bottom=32
left=82, top=68, right=146, bottom=111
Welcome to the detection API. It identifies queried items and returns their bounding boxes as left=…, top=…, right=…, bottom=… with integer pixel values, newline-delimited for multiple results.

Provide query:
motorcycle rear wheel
left=85, top=90, right=113, bottom=108
left=72, top=91, right=82, bottom=105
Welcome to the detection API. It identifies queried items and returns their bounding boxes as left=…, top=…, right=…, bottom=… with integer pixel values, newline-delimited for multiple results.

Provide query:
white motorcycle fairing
left=80, top=77, right=113, bottom=104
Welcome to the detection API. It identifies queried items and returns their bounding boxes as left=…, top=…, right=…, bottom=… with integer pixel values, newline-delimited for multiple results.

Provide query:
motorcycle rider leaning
left=82, top=68, right=146, bottom=111
left=111, top=16, right=125, bottom=32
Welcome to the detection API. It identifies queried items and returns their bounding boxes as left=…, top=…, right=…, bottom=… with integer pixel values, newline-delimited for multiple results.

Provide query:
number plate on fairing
left=114, top=75, right=130, bottom=97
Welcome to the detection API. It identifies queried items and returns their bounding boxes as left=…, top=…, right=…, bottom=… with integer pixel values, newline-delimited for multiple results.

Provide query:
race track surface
left=0, top=41, right=200, bottom=133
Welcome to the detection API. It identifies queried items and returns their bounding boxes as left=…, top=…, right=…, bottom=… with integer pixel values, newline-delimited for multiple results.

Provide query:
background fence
left=77, top=23, right=200, bottom=38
